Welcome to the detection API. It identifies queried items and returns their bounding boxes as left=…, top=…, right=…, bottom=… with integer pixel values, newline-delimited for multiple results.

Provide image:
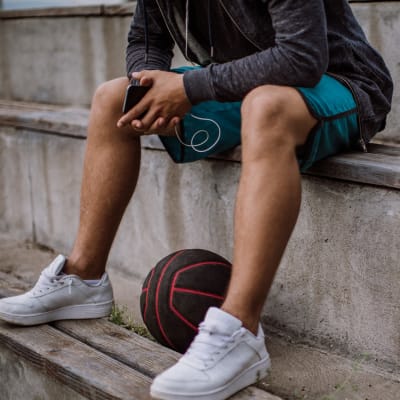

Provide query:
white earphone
left=174, top=113, right=221, bottom=153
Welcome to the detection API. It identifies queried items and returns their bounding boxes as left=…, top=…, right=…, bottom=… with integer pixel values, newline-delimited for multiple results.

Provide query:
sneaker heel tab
left=100, top=272, right=110, bottom=284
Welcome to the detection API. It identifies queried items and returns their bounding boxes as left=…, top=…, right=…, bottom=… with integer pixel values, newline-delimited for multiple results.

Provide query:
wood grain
left=0, top=316, right=282, bottom=400
left=0, top=267, right=283, bottom=400
left=54, top=319, right=180, bottom=378
left=0, top=321, right=152, bottom=400
left=53, top=319, right=282, bottom=399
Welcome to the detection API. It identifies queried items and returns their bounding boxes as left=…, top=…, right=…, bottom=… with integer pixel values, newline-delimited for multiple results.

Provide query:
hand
left=117, top=70, right=192, bottom=135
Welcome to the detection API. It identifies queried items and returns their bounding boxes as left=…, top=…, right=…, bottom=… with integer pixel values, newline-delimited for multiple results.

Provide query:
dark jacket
left=126, top=0, right=393, bottom=148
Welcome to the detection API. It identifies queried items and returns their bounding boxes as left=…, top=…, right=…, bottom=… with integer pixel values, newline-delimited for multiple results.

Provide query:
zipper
left=218, top=0, right=263, bottom=51
left=328, top=72, right=368, bottom=153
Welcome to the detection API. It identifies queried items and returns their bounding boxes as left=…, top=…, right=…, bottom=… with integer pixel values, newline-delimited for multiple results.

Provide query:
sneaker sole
left=150, top=356, right=271, bottom=400
left=0, top=301, right=113, bottom=326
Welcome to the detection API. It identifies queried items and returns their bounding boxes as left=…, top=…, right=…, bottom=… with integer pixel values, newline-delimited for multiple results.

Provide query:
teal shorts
left=160, top=67, right=359, bottom=172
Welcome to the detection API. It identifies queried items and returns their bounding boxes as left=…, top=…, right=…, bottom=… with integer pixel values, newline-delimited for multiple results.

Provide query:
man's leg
left=150, top=84, right=318, bottom=400
left=222, top=85, right=317, bottom=333
left=63, top=77, right=142, bottom=279
left=0, top=77, right=145, bottom=325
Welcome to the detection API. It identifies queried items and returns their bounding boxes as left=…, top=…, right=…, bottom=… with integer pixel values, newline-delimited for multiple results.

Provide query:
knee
left=241, top=86, right=298, bottom=154
left=241, top=85, right=287, bottom=124
left=92, top=77, right=129, bottom=116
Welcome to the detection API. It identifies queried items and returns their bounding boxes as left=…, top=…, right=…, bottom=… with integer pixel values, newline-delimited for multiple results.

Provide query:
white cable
left=175, top=113, right=221, bottom=153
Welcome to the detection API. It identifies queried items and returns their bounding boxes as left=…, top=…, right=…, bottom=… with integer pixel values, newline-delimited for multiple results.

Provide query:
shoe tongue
left=203, top=307, right=242, bottom=335
left=46, top=255, right=67, bottom=276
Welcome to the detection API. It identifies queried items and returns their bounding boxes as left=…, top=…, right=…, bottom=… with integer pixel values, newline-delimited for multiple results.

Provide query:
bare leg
left=222, top=85, right=317, bottom=333
left=64, top=78, right=141, bottom=279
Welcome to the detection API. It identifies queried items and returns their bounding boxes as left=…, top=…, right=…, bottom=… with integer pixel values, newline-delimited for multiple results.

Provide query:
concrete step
left=0, top=101, right=399, bottom=375
left=1, top=240, right=399, bottom=400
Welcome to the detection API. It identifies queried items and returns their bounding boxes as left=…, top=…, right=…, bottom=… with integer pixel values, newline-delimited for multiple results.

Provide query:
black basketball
left=140, top=249, right=232, bottom=353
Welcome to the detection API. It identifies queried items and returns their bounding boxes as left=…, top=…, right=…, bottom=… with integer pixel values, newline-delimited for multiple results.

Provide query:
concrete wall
left=0, top=2, right=399, bottom=143
left=1, top=125, right=399, bottom=370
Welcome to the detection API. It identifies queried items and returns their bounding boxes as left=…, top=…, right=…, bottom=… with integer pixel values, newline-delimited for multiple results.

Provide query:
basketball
left=140, top=249, right=232, bottom=353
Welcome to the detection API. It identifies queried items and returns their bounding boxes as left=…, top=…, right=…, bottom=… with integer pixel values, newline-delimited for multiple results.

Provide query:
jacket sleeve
left=183, top=0, right=329, bottom=104
left=126, top=0, right=175, bottom=76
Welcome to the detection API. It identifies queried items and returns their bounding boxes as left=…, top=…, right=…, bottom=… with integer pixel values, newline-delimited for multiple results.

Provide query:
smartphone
left=122, top=80, right=151, bottom=114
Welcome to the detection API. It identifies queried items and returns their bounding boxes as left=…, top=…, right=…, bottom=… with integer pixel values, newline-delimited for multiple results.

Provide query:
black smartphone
left=122, top=80, right=151, bottom=114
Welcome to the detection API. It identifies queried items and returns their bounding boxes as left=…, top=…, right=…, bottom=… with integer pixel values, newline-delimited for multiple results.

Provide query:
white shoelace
left=184, top=322, right=241, bottom=368
left=32, top=269, right=73, bottom=296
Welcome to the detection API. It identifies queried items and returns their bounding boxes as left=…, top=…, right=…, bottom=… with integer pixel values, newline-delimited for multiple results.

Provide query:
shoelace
left=32, top=269, right=73, bottom=296
left=184, top=322, right=241, bottom=368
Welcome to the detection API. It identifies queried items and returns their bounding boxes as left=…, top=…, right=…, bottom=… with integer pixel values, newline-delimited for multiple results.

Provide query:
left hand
left=117, top=70, right=192, bottom=135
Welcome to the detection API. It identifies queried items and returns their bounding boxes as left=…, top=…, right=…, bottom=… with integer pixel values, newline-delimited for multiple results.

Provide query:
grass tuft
left=108, top=304, right=155, bottom=341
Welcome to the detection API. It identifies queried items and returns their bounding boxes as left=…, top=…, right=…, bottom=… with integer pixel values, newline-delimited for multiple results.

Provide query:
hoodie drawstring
left=207, top=0, right=214, bottom=59
left=141, top=0, right=149, bottom=64
left=141, top=0, right=214, bottom=64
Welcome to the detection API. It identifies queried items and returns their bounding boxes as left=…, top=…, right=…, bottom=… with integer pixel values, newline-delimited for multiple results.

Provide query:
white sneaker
left=150, top=307, right=271, bottom=400
left=0, top=255, right=114, bottom=326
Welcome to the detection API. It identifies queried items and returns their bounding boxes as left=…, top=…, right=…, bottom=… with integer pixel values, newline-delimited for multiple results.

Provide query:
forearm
left=126, top=44, right=173, bottom=76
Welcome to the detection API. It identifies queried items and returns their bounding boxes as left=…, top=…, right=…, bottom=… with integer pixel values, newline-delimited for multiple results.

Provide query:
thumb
left=140, top=76, right=153, bottom=87
left=131, top=71, right=153, bottom=87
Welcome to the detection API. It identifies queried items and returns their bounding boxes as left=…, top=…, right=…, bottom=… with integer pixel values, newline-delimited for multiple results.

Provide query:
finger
left=131, top=119, right=145, bottom=131
left=117, top=103, right=148, bottom=127
left=131, top=71, right=142, bottom=81
left=139, top=108, right=161, bottom=131
left=154, top=117, right=179, bottom=137
left=171, top=116, right=181, bottom=127
left=157, top=117, right=167, bottom=128
left=140, top=76, right=153, bottom=86
left=131, top=71, right=154, bottom=86
left=143, top=118, right=164, bottom=135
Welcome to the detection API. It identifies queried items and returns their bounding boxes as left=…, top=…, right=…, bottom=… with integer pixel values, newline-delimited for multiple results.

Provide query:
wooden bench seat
left=0, top=286, right=282, bottom=400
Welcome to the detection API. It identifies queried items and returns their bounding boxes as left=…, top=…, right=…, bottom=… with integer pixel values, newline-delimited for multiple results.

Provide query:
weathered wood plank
left=54, top=319, right=179, bottom=378
left=53, top=319, right=282, bottom=400
left=0, top=287, right=282, bottom=399
left=0, top=321, right=152, bottom=400
left=1, top=344, right=88, bottom=400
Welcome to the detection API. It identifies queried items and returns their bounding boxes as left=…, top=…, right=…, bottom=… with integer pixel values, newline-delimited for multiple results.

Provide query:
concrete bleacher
left=0, top=1, right=399, bottom=399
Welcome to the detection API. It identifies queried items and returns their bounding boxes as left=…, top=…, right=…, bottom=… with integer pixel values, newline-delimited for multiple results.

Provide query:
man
left=0, top=1, right=393, bottom=399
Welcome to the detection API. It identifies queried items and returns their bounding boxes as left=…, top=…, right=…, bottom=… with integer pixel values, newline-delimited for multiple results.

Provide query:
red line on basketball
left=140, top=249, right=232, bottom=353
